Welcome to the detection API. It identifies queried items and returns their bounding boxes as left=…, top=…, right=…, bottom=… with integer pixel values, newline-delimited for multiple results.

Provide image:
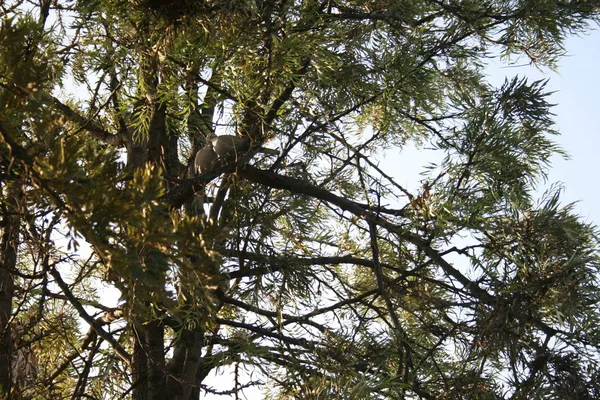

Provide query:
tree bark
left=145, top=320, right=167, bottom=400
left=167, top=326, right=205, bottom=400
left=0, top=181, right=22, bottom=397
left=132, top=322, right=149, bottom=400
left=130, top=60, right=173, bottom=398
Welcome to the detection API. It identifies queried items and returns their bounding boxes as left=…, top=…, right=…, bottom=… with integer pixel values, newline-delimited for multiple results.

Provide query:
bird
left=194, top=144, right=218, bottom=174
left=193, top=134, right=279, bottom=175
left=209, top=133, right=279, bottom=159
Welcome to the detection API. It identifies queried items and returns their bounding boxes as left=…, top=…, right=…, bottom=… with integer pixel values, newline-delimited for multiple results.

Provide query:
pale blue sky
left=390, top=27, right=600, bottom=226
left=544, top=29, right=600, bottom=224
left=488, top=28, right=600, bottom=224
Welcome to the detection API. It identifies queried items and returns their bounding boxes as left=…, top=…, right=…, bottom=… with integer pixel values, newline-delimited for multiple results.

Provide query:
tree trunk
left=132, top=322, right=149, bottom=400
left=145, top=320, right=167, bottom=400
left=0, top=182, right=22, bottom=398
left=130, top=60, right=174, bottom=398
left=167, top=326, right=205, bottom=400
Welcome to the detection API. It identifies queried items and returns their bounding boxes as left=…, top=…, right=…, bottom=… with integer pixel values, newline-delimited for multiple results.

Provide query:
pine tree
left=1, top=1, right=600, bottom=399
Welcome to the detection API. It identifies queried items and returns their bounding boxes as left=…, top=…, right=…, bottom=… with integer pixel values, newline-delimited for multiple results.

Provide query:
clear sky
left=544, top=28, right=600, bottom=224
left=487, top=27, right=600, bottom=225
left=390, top=27, right=600, bottom=226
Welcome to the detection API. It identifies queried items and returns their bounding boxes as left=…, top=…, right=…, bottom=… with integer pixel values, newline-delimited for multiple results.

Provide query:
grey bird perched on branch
left=194, top=133, right=278, bottom=175
left=209, top=133, right=279, bottom=158
left=194, top=144, right=218, bottom=174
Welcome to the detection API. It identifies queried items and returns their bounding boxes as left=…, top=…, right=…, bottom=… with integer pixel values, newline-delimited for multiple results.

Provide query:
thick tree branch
left=221, top=296, right=327, bottom=333
left=214, top=318, right=317, bottom=349
left=222, top=250, right=405, bottom=278
left=49, top=95, right=124, bottom=146
left=236, top=165, right=495, bottom=304
left=265, top=58, right=311, bottom=124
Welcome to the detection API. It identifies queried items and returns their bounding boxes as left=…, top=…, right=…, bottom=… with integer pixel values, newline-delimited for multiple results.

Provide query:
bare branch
left=49, top=266, right=130, bottom=365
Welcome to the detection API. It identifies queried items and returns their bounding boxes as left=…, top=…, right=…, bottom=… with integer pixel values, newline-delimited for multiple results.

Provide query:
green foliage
left=1, top=0, right=600, bottom=399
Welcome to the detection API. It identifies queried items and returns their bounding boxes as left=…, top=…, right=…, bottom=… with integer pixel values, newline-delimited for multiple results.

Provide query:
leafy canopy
left=1, top=0, right=600, bottom=399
